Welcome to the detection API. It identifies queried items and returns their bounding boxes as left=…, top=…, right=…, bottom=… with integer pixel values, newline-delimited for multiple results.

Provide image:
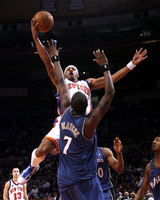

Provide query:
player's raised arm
left=51, top=40, right=70, bottom=113
left=104, top=137, right=124, bottom=174
left=31, top=18, right=58, bottom=87
left=85, top=49, right=115, bottom=139
left=88, top=48, right=148, bottom=91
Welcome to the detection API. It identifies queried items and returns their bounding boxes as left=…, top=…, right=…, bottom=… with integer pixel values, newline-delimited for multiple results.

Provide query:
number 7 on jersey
left=63, top=136, right=72, bottom=155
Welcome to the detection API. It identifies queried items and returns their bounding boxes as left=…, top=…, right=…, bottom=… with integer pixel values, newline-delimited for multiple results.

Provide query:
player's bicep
left=87, top=77, right=105, bottom=90
left=103, top=148, right=117, bottom=168
left=141, top=164, right=150, bottom=190
left=3, top=182, right=9, bottom=198
left=107, top=153, right=117, bottom=168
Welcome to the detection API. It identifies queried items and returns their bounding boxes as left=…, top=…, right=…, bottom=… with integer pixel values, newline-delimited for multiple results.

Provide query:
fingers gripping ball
left=33, top=11, right=54, bottom=33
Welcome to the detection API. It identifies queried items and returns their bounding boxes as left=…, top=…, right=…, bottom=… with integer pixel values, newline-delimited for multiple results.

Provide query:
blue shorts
left=103, top=188, right=116, bottom=200
left=60, top=176, right=105, bottom=200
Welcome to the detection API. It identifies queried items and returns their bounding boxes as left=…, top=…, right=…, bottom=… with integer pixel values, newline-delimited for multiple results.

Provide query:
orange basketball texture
left=33, top=11, right=54, bottom=33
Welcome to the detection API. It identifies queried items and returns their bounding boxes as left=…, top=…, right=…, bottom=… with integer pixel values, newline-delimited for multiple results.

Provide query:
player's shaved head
left=71, top=92, right=88, bottom=114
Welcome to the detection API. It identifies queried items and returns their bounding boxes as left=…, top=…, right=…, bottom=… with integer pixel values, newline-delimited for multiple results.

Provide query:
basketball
left=33, top=11, right=54, bottom=33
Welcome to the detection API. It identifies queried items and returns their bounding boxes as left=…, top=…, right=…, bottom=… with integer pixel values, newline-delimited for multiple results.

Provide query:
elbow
left=117, top=165, right=124, bottom=174
left=111, top=88, right=115, bottom=97
left=104, top=89, right=115, bottom=103
left=108, top=88, right=115, bottom=99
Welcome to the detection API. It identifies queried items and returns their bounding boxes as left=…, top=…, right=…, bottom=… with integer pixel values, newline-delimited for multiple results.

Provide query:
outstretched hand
left=31, top=18, right=39, bottom=39
left=44, top=39, right=62, bottom=58
left=132, top=48, right=148, bottom=65
left=113, top=137, right=123, bottom=154
left=93, top=49, right=108, bottom=66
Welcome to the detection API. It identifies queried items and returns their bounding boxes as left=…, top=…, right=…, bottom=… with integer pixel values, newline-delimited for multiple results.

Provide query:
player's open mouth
left=152, top=144, right=156, bottom=148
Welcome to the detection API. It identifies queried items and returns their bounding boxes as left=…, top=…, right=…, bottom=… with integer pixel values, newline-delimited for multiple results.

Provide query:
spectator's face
left=131, top=194, right=135, bottom=199
left=124, top=192, right=129, bottom=197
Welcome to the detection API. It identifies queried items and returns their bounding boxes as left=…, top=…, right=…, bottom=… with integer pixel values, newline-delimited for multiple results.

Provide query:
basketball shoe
left=18, top=164, right=40, bottom=184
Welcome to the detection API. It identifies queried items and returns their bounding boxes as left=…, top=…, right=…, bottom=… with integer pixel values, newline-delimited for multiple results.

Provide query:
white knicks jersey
left=55, top=78, right=93, bottom=115
left=8, top=179, right=24, bottom=200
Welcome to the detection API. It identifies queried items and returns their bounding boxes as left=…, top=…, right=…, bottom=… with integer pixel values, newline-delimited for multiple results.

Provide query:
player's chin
left=151, top=148, right=156, bottom=152
left=68, top=74, right=75, bottom=79
left=66, top=74, right=73, bottom=78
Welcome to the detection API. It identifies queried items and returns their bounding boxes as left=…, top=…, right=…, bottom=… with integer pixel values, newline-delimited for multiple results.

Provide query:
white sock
left=31, top=148, right=45, bottom=167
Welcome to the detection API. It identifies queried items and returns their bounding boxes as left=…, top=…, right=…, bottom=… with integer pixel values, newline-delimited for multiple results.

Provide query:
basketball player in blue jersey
left=51, top=40, right=115, bottom=199
left=134, top=136, right=160, bottom=200
left=18, top=18, right=148, bottom=184
left=97, top=137, right=124, bottom=200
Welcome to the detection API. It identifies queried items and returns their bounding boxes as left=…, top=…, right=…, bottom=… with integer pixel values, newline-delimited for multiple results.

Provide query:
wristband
left=52, top=55, right=60, bottom=63
left=127, top=61, right=136, bottom=70
left=101, top=64, right=110, bottom=72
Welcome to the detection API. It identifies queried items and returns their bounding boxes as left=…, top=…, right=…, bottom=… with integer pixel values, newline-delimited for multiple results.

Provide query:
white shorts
left=44, top=116, right=61, bottom=155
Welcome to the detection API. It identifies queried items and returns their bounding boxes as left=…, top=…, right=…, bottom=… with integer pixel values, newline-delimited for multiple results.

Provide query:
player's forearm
left=89, top=66, right=130, bottom=90
left=104, top=70, right=115, bottom=99
left=116, top=153, right=124, bottom=174
left=134, top=188, right=148, bottom=200
left=33, top=36, right=51, bottom=65
left=3, top=195, right=8, bottom=200
left=54, top=61, right=70, bottom=111
left=97, top=71, right=115, bottom=117
left=24, top=195, right=28, bottom=200
left=54, top=61, right=64, bottom=85
left=33, top=36, right=57, bottom=85
left=112, top=66, right=130, bottom=83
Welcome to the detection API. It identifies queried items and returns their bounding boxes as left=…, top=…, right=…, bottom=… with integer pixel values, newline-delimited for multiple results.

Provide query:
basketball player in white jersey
left=18, top=18, right=148, bottom=184
left=3, top=168, right=28, bottom=200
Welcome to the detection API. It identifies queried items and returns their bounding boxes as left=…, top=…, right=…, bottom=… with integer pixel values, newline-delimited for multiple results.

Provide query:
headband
left=64, top=65, right=79, bottom=75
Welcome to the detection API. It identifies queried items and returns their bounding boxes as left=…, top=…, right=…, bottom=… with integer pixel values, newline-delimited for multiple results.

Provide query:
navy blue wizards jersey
left=97, top=147, right=113, bottom=192
left=149, top=159, right=160, bottom=200
left=58, top=107, right=97, bottom=192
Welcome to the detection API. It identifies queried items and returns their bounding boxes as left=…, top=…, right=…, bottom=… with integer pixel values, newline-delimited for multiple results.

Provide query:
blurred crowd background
left=0, top=0, right=160, bottom=199
left=0, top=96, right=159, bottom=199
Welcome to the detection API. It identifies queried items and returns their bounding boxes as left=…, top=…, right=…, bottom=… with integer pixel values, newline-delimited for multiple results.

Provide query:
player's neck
left=68, top=77, right=78, bottom=82
left=12, top=177, right=18, bottom=183
left=154, top=154, right=160, bottom=167
left=71, top=109, right=84, bottom=116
